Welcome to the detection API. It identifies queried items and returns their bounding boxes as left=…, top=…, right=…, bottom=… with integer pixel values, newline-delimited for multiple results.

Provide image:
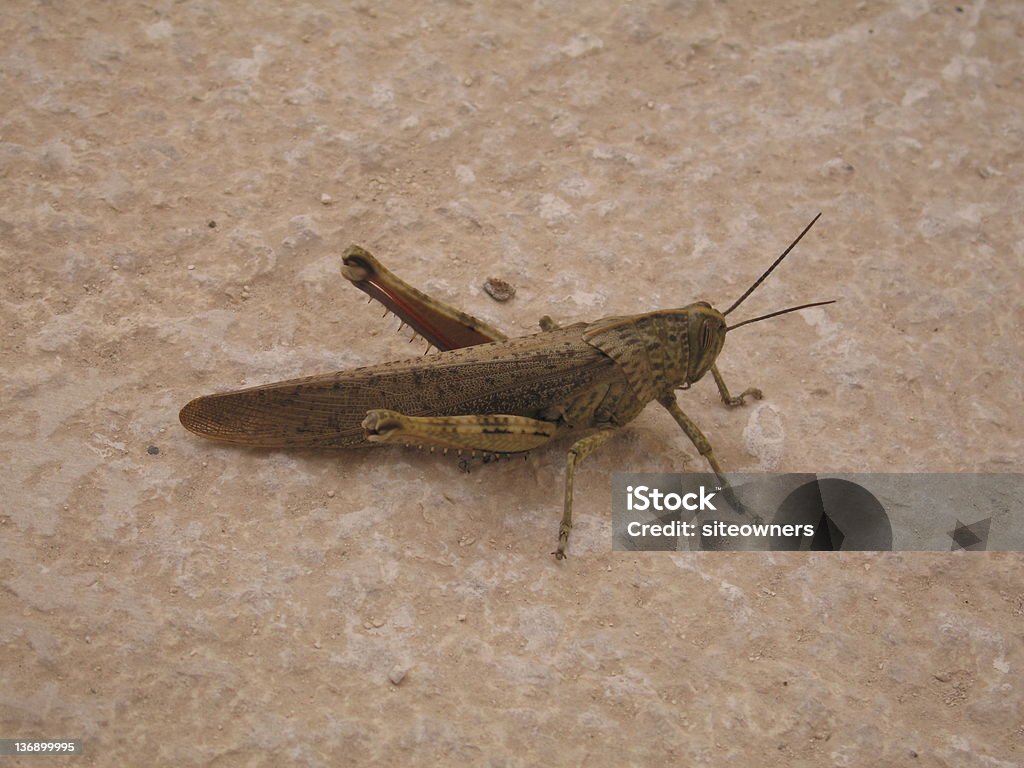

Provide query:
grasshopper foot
left=711, top=366, right=763, bottom=409
left=553, top=522, right=572, bottom=560
left=724, top=387, right=763, bottom=408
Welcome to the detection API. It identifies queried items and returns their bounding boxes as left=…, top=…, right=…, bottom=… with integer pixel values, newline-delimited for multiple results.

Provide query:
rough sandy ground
left=2, top=1, right=1023, bottom=765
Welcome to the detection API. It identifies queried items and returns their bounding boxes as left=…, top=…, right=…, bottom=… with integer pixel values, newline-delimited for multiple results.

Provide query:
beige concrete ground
left=2, top=0, right=1022, bottom=765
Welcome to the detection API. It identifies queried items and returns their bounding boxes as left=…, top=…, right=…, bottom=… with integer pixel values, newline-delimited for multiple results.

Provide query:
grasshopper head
left=686, top=302, right=727, bottom=383
left=683, top=214, right=836, bottom=386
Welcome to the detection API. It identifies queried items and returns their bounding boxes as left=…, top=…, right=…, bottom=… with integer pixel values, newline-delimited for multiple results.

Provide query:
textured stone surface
left=2, top=0, right=1022, bottom=765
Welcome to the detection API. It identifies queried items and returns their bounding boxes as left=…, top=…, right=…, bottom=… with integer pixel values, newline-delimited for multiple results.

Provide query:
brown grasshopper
left=180, top=214, right=833, bottom=558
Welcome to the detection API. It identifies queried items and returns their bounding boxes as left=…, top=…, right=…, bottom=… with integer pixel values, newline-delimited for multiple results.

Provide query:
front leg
left=556, top=428, right=618, bottom=560
left=342, top=245, right=507, bottom=351
left=711, top=365, right=763, bottom=408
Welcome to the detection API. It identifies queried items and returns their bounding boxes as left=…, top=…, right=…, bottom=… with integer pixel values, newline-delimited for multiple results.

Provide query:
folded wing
left=179, top=327, right=613, bottom=448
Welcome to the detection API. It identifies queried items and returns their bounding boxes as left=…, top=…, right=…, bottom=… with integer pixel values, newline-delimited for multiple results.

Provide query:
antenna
left=727, top=300, right=836, bottom=331
left=723, top=213, right=822, bottom=316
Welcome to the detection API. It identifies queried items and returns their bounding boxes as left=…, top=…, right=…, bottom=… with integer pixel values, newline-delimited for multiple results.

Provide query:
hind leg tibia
left=342, top=245, right=507, bottom=350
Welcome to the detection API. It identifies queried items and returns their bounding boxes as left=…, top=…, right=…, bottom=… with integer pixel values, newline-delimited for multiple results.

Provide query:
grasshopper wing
left=179, top=327, right=615, bottom=449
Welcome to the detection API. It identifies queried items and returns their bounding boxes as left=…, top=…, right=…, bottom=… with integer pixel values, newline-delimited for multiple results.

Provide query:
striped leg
left=362, top=410, right=557, bottom=454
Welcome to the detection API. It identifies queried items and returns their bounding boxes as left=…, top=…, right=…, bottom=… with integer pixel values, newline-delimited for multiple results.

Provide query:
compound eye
left=701, top=320, right=715, bottom=350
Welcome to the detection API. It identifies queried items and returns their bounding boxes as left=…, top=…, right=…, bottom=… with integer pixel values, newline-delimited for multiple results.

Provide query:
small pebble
left=327, top=490, right=335, bottom=498
left=187, top=264, right=195, bottom=270
left=483, top=277, right=516, bottom=302
left=320, top=193, right=333, bottom=205
left=371, top=618, right=385, bottom=628
left=147, top=445, right=160, bottom=455
left=457, top=614, right=467, bottom=622
left=388, top=666, right=408, bottom=685
left=208, top=220, right=217, bottom=228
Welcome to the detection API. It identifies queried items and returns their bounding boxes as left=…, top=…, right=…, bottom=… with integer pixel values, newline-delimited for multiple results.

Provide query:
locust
left=180, top=214, right=834, bottom=558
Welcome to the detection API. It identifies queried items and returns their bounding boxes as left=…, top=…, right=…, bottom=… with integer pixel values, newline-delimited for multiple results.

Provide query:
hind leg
left=342, top=246, right=507, bottom=351
left=362, top=409, right=557, bottom=455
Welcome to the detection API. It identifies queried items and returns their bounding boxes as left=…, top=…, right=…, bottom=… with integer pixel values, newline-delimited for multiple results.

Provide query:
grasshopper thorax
left=684, top=302, right=727, bottom=384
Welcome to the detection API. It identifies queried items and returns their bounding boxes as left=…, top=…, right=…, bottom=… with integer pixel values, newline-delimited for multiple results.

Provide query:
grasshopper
left=180, top=214, right=833, bottom=558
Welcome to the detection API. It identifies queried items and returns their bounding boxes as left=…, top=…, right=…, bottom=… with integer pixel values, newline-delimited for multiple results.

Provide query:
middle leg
left=657, top=392, right=762, bottom=523
left=556, top=428, right=618, bottom=560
